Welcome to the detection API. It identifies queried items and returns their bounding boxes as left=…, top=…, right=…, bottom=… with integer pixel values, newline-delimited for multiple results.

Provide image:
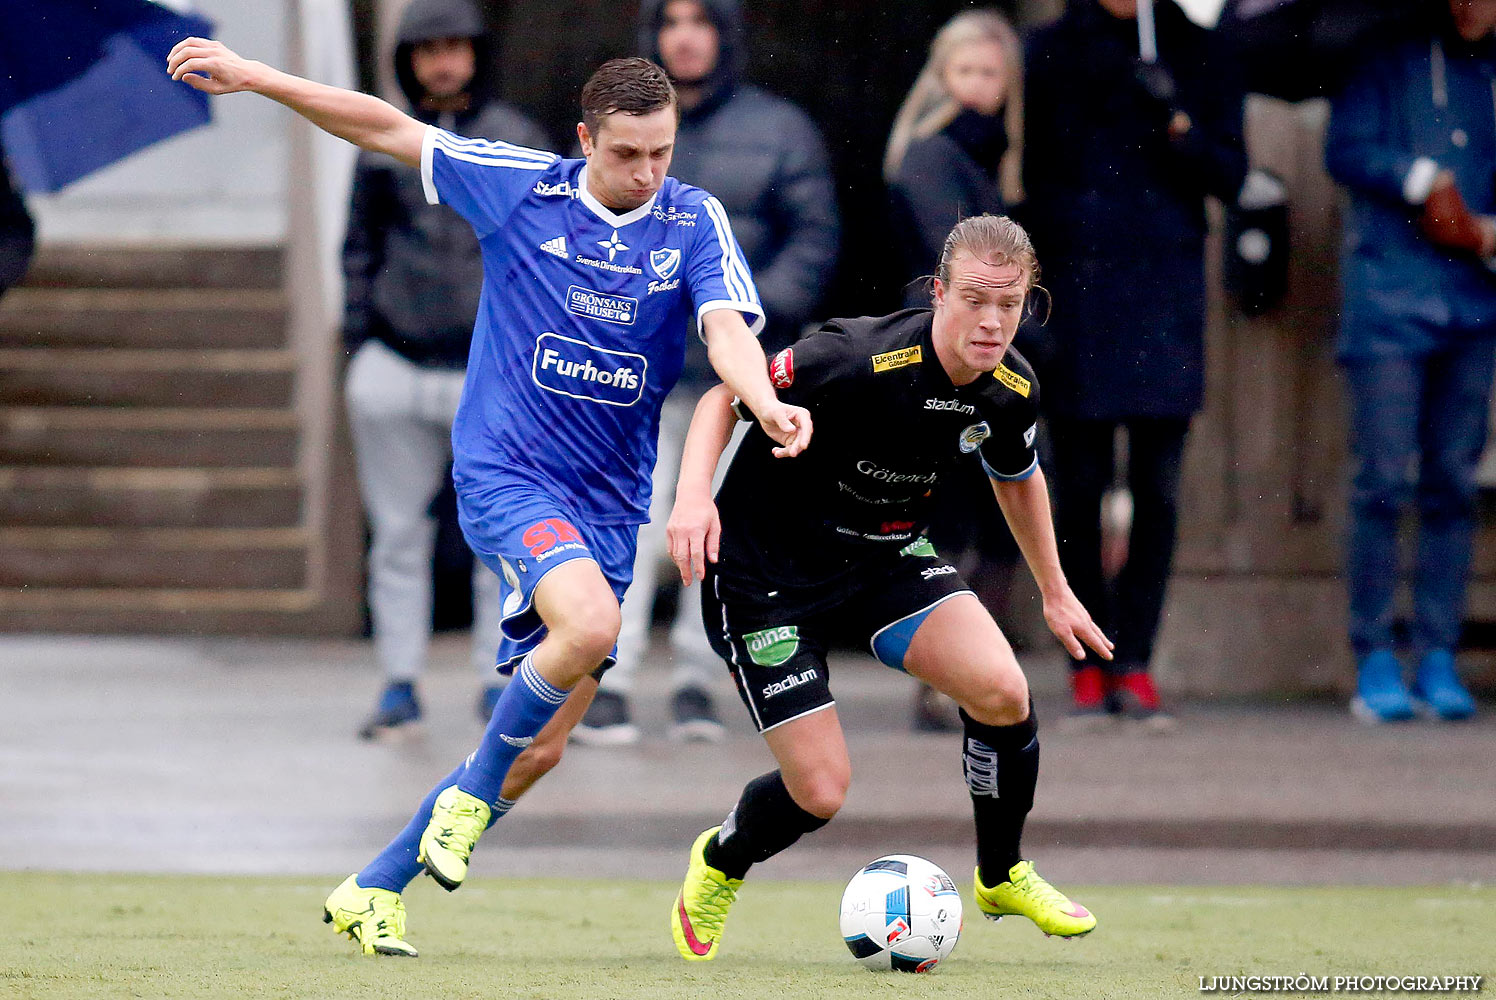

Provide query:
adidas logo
left=499, top=734, right=534, bottom=748
left=540, top=236, right=568, bottom=259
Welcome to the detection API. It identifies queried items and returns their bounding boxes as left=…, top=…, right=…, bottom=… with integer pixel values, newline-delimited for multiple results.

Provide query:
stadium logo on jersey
left=533, top=179, right=577, bottom=198
left=994, top=363, right=1031, bottom=397
left=540, top=235, right=568, bottom=259
left=744, top=625, right=800, bottom=667
left=649, top=247, right=682, bottom=281
left=532, top=333, right=647, bottom=407
left=566, top=285, right=638, bottom=326
left=651, top=204, right=698, bottom=226
left=959, top=422, right=991, bottom=454
left=769, top=348, right=795, bottom=388
left=924, top=398, right=975, bottom=416
left=856, top=460, right=937, bottom=485
left=871, top=345, right=922, bottom=373
left=921, top=565, right=957, bottom=580
left=762, top=667, right=817, bottom=700
left=597, top=230, right=629, bottom=262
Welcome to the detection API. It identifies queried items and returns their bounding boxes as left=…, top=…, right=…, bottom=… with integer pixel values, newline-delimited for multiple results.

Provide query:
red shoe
left=1109, top=672, right=1176, bottom=732
left=1062, top=666, right=1112, bottom=730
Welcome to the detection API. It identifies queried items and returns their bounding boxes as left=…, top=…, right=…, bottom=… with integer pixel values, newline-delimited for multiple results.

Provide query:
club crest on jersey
left=769, top=348, right=795, bottom=388
left=532, top=332, right=647, bottom=407
left=959, top=422, right=991, bottom=453
left=649, top=247, right=681, bottom=281
left=871, top=345, right=922, bottom=373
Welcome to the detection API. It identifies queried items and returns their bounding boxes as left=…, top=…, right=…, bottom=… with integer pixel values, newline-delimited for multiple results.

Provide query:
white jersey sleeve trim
left=420, top=125, right=439, bottom=206
left=702, top=196, right=760, bottom=307
left=696, top=299, right=766, bottom=341
left=983, top=452, right=1039, bottom=482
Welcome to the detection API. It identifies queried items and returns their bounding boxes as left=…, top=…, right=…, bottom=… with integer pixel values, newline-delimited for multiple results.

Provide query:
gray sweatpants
left=345, top=340, right=502, bottom=683
left=603, top=389, right=744, bottom=697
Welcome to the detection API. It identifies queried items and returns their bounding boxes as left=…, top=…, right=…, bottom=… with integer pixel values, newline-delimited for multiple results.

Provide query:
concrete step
left=0, top=586, right=331, bottom=635
left=0, top=349, right=295, bottom=408
left=24, top=246, right=283, bottom=290
left=0, top=527, right=309, bottom=589
left=0, top=288, right=288, bottom=350
left=0, top=467, right=301, bottom=528
left=0, top=408, right=299, bottom=467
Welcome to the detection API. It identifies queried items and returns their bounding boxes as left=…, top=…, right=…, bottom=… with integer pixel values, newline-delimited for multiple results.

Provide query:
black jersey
left=715, top=308, right=1040, bottom=596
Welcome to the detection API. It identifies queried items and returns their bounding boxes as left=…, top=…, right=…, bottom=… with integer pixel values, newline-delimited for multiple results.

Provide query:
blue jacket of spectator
left=1325, top=22, right=1496, bottom=359
left=1022, top=0, right=1246, bottom=420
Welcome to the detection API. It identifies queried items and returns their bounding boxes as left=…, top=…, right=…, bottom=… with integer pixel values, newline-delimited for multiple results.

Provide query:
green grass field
left=2, top=874, right=1490, bottom=999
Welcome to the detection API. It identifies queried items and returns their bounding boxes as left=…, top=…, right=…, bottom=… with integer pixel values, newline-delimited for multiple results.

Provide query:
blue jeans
left=1343, top=336, right=1496, bottom=658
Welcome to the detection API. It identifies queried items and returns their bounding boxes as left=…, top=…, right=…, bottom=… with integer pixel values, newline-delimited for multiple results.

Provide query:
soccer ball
left=839, top=854, right=963, bottom=973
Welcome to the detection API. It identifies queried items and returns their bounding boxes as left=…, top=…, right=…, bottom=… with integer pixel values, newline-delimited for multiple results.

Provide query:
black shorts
left=701, top=540, right=973, bottom=732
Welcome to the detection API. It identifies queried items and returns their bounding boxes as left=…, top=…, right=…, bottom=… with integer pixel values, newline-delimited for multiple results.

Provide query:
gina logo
left=959, top=422, right=991, bottom=453
left=649, top=247, right=681, bottom=281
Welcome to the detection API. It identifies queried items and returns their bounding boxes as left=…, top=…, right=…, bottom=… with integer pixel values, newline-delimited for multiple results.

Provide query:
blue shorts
left=458, top=477, right=639, bottom=675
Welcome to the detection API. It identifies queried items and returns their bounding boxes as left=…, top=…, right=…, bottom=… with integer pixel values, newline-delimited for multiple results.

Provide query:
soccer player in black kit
left=666, top=214, right=1111, bottom=962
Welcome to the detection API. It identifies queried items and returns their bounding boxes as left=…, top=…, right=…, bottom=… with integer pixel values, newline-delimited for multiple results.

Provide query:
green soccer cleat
left=670, top=826, right=744, bottom=961
left=418, top=785, right=491, bottom=891
left=322, top=874, right=419, bottom=957
left=974, top=860, right=1097, bottom=939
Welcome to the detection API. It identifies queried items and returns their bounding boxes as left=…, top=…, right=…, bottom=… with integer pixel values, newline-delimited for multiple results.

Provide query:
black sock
left=961, top=702, right=1039, bottom=887
left=704, top=770, right=830, bottom=880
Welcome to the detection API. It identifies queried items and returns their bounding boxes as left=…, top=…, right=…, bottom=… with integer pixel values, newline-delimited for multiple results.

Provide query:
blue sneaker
left=358, top=682, right=422, bottom=740
left=477, top=684, right=503, bottom=722
left=1413, top=650, right=1477, bottom=721
left=1350, top=650, right=1415, bottom=724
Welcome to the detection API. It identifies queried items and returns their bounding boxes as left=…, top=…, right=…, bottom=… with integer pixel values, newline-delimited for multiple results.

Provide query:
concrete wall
left=25, top=0, right=292, bottom=245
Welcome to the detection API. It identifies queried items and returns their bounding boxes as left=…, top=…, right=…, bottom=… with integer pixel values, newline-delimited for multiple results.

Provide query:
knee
left=549, top=596, right=622, bottom=666
left=962, top=672, right=1030, bottom=727
left=787, top=766, right=851, bottom=820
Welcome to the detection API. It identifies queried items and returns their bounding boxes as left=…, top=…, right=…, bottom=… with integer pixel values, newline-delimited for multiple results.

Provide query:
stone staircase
left=0, top=247, right=360, bottom=633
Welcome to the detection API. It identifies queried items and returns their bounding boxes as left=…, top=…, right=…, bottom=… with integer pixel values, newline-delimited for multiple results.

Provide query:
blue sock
left=357, top=779, right=522, bottom=893
left=456, top=655, right=568, bottom=806
left=379, top=681, right=416, bottom=711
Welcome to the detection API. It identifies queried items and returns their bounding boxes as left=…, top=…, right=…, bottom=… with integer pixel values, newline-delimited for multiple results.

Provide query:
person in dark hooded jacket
left=573, top=0, right=839, bottom=746
left=343, top=0, right=551, bottom=741
left=1023, top=0, right=1246, bottom=728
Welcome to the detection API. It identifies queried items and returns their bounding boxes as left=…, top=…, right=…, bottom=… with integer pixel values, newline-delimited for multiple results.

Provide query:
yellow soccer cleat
left=974, top=860, right=1097, bottom=939
left=418, top=785, right=491, bottom=891
left=670, top=826, right=744, bottom=961
left=322, top=874, right=419, bottom=957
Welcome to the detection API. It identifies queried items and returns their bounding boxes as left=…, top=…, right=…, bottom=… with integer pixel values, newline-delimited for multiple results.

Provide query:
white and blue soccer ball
left=839, top=854, right=963, bottom=973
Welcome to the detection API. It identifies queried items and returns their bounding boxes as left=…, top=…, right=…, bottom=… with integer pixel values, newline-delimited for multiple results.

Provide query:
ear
left=577, top=121, right=593, bottom=158
left=931, top=277, right=946, bottom=310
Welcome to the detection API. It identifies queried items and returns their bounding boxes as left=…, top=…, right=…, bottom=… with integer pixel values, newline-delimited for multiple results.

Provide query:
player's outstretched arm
left=700, top=310, right=812, bottom=458
left=666, top=385, right=739, bottom=586
left=992, top=470, right=1114, bottom=661
left=168, top=37, right=425, bottom=166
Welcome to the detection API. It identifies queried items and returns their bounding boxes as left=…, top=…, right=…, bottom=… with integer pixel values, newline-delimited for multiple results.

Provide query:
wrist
left=1480, top=217, right=1496, bottom=260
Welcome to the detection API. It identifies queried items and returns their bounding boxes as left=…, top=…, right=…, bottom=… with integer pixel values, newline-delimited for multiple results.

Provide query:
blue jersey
left=419, top=126, right=764, bottom=526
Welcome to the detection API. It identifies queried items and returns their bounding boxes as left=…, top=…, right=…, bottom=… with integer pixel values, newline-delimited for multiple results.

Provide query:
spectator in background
left=0, top=157, right=35, bottom=297
left=1023, top=0, right=1246, bottom=728
left=343, top=0, right=550, bottom=739
left=572, top=0, right=840, bottom=745
left=1325, top=0, right=1496, bottom=724
left=884, top=8, right=1027, bottom=732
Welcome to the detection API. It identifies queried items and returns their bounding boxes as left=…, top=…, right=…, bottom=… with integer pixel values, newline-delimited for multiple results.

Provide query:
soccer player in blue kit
left=169, top=39, right=811, bottom=957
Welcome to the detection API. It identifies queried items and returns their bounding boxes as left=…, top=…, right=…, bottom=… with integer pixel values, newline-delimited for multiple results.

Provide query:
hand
left=754, top=400, right=813, bottom=458
left=1042, top=587, right=1114, bottom=662
left=1420, top=171, right=1492, bottom=256
left=666, top=491, right=721, bottom=585
left=167, top=37, right=263, bottom=95
left=1133, top=60, right=1191, bottom=138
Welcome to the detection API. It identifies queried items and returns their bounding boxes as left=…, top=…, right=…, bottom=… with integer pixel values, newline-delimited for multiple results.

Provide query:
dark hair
left=580, top=57, right=677, bottom=134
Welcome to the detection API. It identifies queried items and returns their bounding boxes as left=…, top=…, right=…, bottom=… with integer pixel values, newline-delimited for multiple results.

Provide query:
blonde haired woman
left=886, top=8, right=1024, bottom=302
left=886, top=9, right=1029, bottom=732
